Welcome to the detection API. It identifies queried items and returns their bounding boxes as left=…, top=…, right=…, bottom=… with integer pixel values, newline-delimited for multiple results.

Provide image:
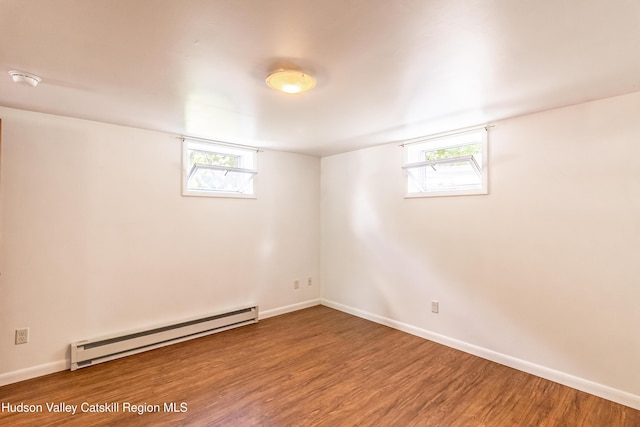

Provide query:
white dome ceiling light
left=266, top=70, right=316, bottom=94
left=9, top=70, right=42, bottom=87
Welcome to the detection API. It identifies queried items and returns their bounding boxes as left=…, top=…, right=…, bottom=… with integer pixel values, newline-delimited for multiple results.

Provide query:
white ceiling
left=2, top=0, right=640, bottom=156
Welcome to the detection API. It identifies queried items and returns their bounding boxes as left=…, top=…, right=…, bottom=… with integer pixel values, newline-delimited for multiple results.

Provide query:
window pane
left=424, top=143, right=482, bottom=162
left=188, top=150, right=239, bottom=168
left=424, top=160, right=481, bottom=191
left=406, top=160, right=481, bottom=193
left=187, top=166, right=254, bottom=193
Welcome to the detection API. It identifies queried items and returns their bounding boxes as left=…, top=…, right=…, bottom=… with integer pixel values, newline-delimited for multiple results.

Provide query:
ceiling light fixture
left=266, top=70, right=316, bottom=94
left=9, top=70, right=42, bottom=88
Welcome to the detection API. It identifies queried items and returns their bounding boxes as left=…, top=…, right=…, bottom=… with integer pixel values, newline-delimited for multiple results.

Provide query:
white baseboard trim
left=0, top=360, right=68, bottom=387
left=259, top=299, right=321, bottom=320
left=321, top=298, right=640, bottom=411
left=0, top=300, right=321, bottom=387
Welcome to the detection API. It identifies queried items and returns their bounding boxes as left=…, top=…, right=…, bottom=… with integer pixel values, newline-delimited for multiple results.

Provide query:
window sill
left=182, top=190, right=257, bottom=199
left=404, top=189, right=488, bottom=198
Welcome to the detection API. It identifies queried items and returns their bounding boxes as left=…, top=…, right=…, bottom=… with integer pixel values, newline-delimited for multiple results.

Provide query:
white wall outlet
left=15, top=328, right=29, bottom=345
left=293, top=280, right=300, bottom=289
left=431, top=301, right=439, bottom=314
left=307, top=277, right=312, bottom=286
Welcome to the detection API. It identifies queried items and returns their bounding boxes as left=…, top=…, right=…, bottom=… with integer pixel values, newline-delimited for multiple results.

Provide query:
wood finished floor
left=0, top=305, right=638, bottom=426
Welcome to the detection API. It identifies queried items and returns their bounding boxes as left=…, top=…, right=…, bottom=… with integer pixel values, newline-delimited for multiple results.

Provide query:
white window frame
left=182, top=138, right=258, bottom=198
left=402, top=127, right=488, bottom=198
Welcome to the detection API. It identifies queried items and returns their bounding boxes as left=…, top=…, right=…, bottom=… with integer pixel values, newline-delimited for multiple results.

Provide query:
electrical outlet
left=15, top=328, right=29, bottom=345
left=431, top=301, right=439, bottom=314
left=293, top=280, right=300, bottom=289
left=307, top=277, right=312, bottom=286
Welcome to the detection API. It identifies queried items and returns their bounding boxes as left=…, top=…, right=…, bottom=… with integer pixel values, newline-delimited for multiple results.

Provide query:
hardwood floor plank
left=1, top=306, right=638, bottom=426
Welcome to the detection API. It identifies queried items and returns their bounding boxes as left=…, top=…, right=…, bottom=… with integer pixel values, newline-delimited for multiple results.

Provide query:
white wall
left=0, top=107, right=320, bottom=382
left=3, top=91, right=640, bottom=409
left=321, top=92, right=640, bottom=408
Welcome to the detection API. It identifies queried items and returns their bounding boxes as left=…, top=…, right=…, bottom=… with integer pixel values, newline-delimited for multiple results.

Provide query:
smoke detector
left=9, top=70, right=42, bottom=87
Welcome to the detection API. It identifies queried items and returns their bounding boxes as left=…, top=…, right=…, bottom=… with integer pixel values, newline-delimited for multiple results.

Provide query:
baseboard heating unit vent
left=70, top=306, right=258, bottom=370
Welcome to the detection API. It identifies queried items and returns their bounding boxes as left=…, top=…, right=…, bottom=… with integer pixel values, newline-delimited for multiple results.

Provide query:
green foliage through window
left=189, top=150, right=239, bottom=168
left=424, top=143, right=481, bottom=161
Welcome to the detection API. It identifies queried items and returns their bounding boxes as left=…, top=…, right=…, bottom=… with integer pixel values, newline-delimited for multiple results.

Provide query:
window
left=402, top=127, right=488, bottom=197
left=182, top=139, right=257, bottom=198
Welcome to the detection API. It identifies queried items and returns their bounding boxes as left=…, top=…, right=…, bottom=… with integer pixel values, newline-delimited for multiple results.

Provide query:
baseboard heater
left=70, top=306, right=258, bottom=371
